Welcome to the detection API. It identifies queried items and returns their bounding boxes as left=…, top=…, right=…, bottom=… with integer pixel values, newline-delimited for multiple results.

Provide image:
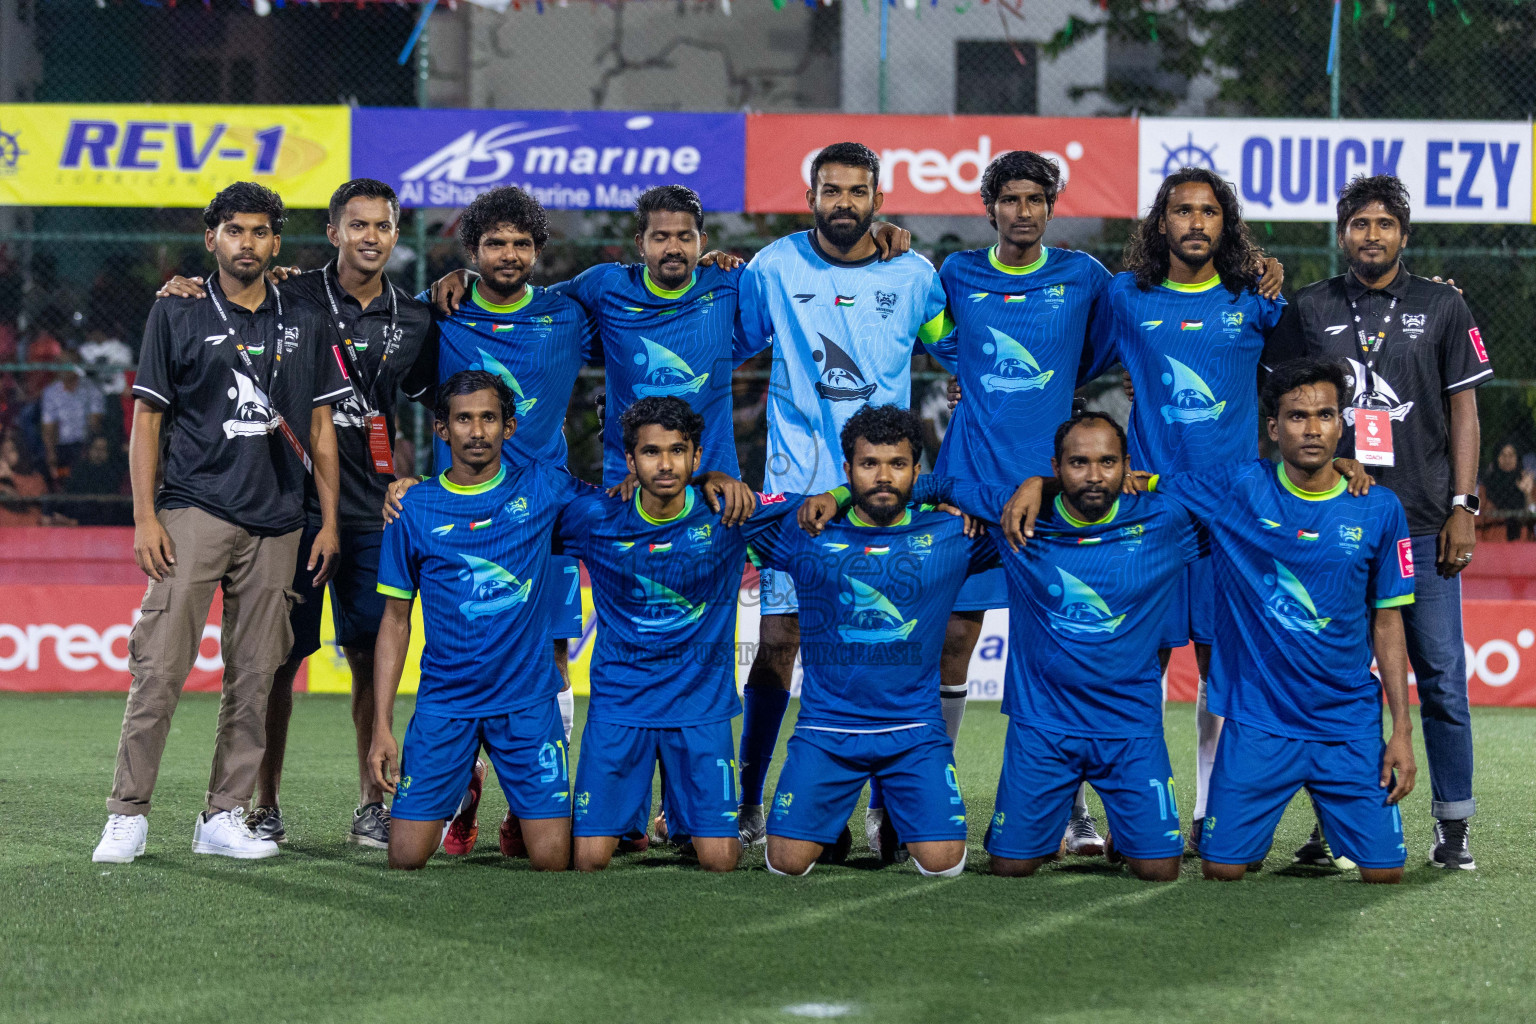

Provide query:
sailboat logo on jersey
left=629, top=574, right=708, bottom=632
left=632, top=337, right=708, bottom=398
left=1263, top=560, right=1331, bottom=635
left=813, top=335, right=878, bottom=402
left=1160, top=357, right=1226, bottom=424
left=1341, top=358, right=1414, bottom=425
left=837, top=576, right=918, bottom=643
left=223, top=370, right=273, bottom=438
left=456, top=554, right=533, bottom=620
left=471, top=348, right=537, bottom=417
left=979, top=326, right=1054, bottom=393
left=1046, top=568, right=1126, bottom=635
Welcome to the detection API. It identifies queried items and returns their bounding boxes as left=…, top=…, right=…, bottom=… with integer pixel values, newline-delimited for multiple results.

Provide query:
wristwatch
left=1451, top=494, right=1482, bottom=516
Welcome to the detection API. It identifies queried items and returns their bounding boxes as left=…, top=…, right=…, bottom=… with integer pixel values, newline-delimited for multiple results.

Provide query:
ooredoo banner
left=744, top=113, right=1138, bottom=218
left=1139, top=117, right=1532, bottom=223
left=351, top=108, right=745, bottom=211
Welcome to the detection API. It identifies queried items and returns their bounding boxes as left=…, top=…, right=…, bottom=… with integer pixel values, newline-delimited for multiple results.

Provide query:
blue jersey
left=420, top=283, right=591, bottom=471
left=745, top=506, right=996, bottom=730
left=377, top=461, right=592, bottom=717
left=736, top=232, right=950, bottom=493
left=934, top=246, right=1115, bottom=483
left=553, top=263, right=743, bottom=488
left=1154, top=461, right=1415, bottom=741
left=1108, top=274, right=1284, bottom=474
left=554, top=487, right=800, bottom=728
left=914, top=475, right=1202, bottom=737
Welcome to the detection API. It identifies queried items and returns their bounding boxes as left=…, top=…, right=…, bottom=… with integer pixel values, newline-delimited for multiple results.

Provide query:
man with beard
left=748, top=406, right=994, bottom=877
left=1103, top=168, right=1285, bottom=857
left=732, top=143, right=952, bottom=849
left=1263, top=175, right=1490, bottom=871
left=93, top=182, right=350, bottom=864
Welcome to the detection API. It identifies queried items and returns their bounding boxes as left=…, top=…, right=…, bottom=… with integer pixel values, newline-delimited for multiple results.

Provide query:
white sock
left=941, top=684, right=967, bottom=747
left=1194, top=675, right=1223, bottom=820
left=764, top=851, right=814, bottom=876
left=914, top=850, right=967, bottom=878
left=557, top=686, right=574, bottom=744
left=1072, top=782, right=1089, bottom=819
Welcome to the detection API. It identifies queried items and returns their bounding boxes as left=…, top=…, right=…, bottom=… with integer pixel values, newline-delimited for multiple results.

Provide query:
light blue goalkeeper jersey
left=736, top=231, right=951, bottom=494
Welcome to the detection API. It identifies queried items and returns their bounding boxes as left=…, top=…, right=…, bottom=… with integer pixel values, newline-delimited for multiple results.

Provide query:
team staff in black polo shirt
left=156, top=180, right=436, bottom=851
left=1265, top=175, right=1490, bottom=871
left=93, top=182, right=352, bottom=865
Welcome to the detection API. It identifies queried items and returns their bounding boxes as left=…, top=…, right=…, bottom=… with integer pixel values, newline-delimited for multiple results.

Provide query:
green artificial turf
left=3, top=694, right=1534, bottom=1024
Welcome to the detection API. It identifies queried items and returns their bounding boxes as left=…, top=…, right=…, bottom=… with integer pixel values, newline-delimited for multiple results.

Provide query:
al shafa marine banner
left=0, top=104, right=351, bottom=208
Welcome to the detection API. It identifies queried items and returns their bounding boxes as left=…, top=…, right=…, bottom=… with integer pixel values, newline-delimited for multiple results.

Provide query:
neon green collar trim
left=848, top=508, right=912, bottom=528
left=1161, top=273, right=1222, bottom=293
left=636, top=486, right=695, bottom=525
left=1055, top=493, right=1119, bottom=527
left=440, top=464, right=506, bottom=495
left=1277, top=462, right=1346, bottom=501
left=988, top=245, right=1048, bottom=276
left=471, top=280, right=532, bottom=314
left=643, top=268, right=696, bottom=300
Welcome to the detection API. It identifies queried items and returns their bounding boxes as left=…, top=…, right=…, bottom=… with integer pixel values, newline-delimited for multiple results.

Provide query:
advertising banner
left=352, top=108, right=745, bottom=211
left=744, top=113, right=1138, bottom=218
left=0, top=104, right=351, bottom=208
left=1139, top=118, right=1532, bottom=223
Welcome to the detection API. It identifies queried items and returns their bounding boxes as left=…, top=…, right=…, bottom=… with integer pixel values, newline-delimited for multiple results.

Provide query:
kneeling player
left=553, top=396, right=778, bottom=872
left=903, top=413, right=1202, bottom=881
left=1139, top=359, right=1416, bottom=883
left=751, top=406, right=996, bottom=878
left=368, top=372, right=591, bottom=871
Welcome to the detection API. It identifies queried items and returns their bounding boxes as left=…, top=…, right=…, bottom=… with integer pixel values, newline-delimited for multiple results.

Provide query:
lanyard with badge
left=323, top=266, right=400, bottom=474
left=208, top=281, right=314, bottom=473
left=1348, top=290, right=1399, bottom=468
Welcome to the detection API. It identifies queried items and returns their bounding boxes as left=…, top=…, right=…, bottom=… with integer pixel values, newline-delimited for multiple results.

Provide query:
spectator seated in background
left=0, top=429, right=72, bottom=527
left=63, top=433, right=130, bottom=526
left=40, top=355, right=105, bottom=486
left=1479, top=440, right=1535, bottom=543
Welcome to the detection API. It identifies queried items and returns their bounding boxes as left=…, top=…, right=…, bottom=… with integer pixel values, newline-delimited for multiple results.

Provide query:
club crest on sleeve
left=1397, top=537, right=1415, bottom=579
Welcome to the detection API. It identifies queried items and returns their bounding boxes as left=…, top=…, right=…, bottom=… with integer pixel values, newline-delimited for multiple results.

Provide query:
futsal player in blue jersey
left=1141, top=359, right=1417, bottom=883
left=1105, top=168, right=1286, bottom=850
left=900, top=412, right=1201, bottom=880
left=555, top=397, right=792, bottom=872
left=733, top=143, right=953, bottom=847
left=747, top=406, right=995, bottom=877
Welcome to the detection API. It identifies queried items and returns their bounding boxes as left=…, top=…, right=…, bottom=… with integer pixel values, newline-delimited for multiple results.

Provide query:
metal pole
left=1327, top=9, right=1342, bottom=277
left=412, top=20, right=432, bottom=470
left=878, top=1, right=889, bottom=114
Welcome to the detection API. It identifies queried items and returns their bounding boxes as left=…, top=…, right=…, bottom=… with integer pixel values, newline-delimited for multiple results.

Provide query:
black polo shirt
left=132, top=277, right=353, bottom=537
left=1263, top=263, right=1492, bottom=536
left=281, top=263, right=436, bottom=532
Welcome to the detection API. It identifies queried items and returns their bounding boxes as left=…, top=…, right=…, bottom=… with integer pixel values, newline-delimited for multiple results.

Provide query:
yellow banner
left=0, top=104, right=350, bottom=208
left=305, top=587, right=596, bottom=697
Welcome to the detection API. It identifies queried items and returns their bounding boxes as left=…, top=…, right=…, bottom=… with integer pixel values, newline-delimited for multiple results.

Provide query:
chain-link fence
left=1, top=0, right=1533, bottom=518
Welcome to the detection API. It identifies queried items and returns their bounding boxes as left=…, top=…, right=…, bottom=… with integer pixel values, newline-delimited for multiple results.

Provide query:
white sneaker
left=192, top=807, right=280, bottom=860
left=92, top=814, right=148, bottom=863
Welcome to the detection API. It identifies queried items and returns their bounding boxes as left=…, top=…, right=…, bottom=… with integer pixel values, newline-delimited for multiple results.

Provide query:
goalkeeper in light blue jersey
left=731, top=142, right=953, bottom=847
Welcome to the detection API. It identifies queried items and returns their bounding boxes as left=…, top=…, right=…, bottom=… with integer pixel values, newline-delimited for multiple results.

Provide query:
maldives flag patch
left=469, top=517, right=493, bottom=531
left=834, top=295, right=856, bottom=307
left=1397, top=537, right=1415, bottom=578
left=1180, top=320, right=1204, bottom=331
left=492, top=323, right=515, bottom=333
left=1469, top=326, right=1489, bottom=363
left=1297, top=529, right=1319, bottom=541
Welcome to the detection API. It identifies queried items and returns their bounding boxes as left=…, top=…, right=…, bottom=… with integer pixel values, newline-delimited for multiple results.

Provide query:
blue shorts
left=769, top=726, right=966, bottom=845
left=1201, top=717, right=1407, bottom=869
left=392, top=699, right=572, bottom=822
left=984, top=719, right=1184, bottom=861
left=290, top=526, right=386, bottom=660
left=953, top=565, right=1007, bottom=613
left=545, top=554, right=584, bottom=641
left=758, top=566, right=798, bottom=616
left=572, top=718, right=740, bottom=839
left=1158, top=558, right=1214, bottom=650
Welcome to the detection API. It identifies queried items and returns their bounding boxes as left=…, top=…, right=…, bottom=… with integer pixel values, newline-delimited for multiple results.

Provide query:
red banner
left=744, top=113, right=1138, bottom=218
